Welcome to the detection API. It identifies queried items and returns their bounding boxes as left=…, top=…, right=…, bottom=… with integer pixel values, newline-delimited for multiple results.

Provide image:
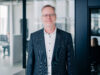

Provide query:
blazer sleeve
left=67, top=34, right=74, bottom=75
left=26, top=34, right=35, bottom=75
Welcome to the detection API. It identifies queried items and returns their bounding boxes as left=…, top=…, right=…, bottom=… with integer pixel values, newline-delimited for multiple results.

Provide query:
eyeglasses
left=42, top=14, right=56, bottom=17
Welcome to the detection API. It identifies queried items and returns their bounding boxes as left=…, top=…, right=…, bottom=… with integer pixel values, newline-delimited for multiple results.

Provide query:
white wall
left=13, top=4, right=22, bottom=35
left=68, top=0, right=75, bottom=40
left=6, top=2, right=23, bottom=66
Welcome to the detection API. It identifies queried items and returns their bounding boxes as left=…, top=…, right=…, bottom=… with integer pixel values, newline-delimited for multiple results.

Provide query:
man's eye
left=42, top=14, right=55, bottom=17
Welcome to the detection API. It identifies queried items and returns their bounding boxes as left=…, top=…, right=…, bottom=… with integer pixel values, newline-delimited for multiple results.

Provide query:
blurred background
left=0, top=0, right=100, bottom=75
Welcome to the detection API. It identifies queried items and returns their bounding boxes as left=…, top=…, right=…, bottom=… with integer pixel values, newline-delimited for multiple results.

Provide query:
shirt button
left=49, top=57, right=51, bottom=59
left=48, top=72, right=50, bottom=74
left=49, top=42, right=51, bottom=45
left=48, top=64, right=50, bottom=66
left=49, top=50, right=50, bottom=52
left=49, top=35, right=51, bottom=38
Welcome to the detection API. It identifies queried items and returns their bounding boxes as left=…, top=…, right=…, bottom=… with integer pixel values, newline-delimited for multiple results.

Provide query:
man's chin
left=46, top=24, right=51, bottom=26
left=45, top=23, right=53, bottom=26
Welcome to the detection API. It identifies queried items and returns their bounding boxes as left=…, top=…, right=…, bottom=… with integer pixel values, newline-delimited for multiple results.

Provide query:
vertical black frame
left=75, top=0, right=90, bottom=75
left=22, top=0, right=26, bottom=68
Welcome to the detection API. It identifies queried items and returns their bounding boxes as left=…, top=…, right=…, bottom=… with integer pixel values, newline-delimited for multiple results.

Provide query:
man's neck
left=44, top=26, right=56, bottom=34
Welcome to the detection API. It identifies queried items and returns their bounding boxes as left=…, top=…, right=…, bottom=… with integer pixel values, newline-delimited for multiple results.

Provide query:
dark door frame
left=22, top=0, right=26, bottom=68
left=75, top=0, right=100, bottom=75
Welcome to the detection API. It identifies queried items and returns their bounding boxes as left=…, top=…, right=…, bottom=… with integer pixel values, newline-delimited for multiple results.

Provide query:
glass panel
left=0, top=1, right=24, bottom=75
left=90, top=9, right=100, bottom=75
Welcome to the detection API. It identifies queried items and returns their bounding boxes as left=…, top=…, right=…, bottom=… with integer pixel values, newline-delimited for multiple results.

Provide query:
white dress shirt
left=44, top=28, right=57, bottom=75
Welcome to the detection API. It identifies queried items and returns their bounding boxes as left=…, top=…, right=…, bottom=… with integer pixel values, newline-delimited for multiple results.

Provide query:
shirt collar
left=44, top=27, right=57, bottom=35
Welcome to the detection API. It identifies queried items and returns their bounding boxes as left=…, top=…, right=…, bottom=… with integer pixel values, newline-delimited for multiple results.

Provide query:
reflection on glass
left=90, top=9, right=100, bottom=75
left=91, top=9, right=100, bottom=35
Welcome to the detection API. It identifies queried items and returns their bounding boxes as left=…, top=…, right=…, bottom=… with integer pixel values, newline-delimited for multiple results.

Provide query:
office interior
left=0, top=0, right=100, bottom=75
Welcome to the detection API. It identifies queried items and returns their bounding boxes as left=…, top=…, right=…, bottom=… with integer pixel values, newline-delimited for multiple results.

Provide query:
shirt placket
left=48, top=34, right=52, bottom=75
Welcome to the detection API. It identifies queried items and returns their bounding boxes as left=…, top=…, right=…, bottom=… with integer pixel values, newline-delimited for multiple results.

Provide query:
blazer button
left=40, top=65, right=41, bottom=68
left=40, top=62, right=42, bottom=65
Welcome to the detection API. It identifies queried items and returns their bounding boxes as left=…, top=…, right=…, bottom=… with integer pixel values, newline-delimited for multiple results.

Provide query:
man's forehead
left=42, top=7, right=54, bottom=11
left=42, top=7, right=55, bottom=14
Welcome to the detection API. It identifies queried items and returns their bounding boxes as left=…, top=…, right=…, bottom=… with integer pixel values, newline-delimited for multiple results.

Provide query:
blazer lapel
left=52, top=28, right=61, bottom=62
left=39, top=29, right=47, bottom=63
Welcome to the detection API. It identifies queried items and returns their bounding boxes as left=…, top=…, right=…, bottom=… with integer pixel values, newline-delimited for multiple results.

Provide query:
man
left=26, top=5, right=74, bottom=75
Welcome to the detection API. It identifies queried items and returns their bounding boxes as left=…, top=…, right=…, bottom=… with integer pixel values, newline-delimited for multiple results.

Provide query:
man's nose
left=47, top=15, right=52, bottom=19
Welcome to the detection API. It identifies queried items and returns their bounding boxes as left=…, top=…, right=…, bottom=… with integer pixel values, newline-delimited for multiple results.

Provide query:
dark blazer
left=26, top=28, right=74, bottom=75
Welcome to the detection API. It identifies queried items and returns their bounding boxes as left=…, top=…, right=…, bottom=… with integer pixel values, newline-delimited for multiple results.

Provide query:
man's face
left=41, top=7, right=56, bottom=27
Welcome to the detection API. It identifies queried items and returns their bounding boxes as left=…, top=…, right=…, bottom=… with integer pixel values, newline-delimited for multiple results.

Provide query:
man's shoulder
left=57, top=28, right=71, bottom=37
left=31, top=28, right=43, bottom=36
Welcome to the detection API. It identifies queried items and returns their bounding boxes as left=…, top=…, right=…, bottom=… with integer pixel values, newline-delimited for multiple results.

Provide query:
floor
left=0, top=46, right=25, bottom=75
